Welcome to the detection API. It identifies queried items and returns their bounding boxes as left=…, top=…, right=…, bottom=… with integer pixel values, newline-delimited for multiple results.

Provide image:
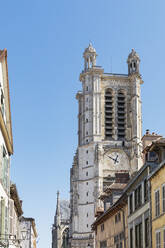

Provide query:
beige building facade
left=148, top=139, right=165, bottom=248
left=70, top=44, right=143, bottom=248
left=92, top=193, right=128, bottom=248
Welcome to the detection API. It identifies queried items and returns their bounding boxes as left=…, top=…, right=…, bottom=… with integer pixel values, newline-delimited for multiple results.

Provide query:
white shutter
left=5, top=206, right=8, bottom=235
left=9, top=199, right=14, bottom=234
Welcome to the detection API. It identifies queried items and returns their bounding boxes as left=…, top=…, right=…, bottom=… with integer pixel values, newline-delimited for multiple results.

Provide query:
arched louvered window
left=117, top=92, right=125, bottom=139
left=105, top=90, right=114, bottom=139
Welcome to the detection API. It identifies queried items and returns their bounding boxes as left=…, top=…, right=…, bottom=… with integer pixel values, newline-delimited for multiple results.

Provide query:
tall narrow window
left=105, top=90, right=113, bottom=139
left=117, top=92, right=125, bottom=139
left=162, top=185, right=165, bottom=213
left=130, top=228, right=133, bottom=248
left=101, top=223, right=104, bottom=232
left=156, top=231, right=161, bottom=248
left=144, top=179, right=149, bottom=203
left=129, top=194, right=133, bottom=214
left=145, top=218, right=149, bottom=247
left=100, top=241, right=107, bottom=248
left=135, top=223, right=143, bottom=248
left=155, top=189, right=160, bottom=217
left=163, top=229, right=165, bottom=248
left=135, top=184, right=142, bottom=209
left=1, top=90, right=5, bottom=117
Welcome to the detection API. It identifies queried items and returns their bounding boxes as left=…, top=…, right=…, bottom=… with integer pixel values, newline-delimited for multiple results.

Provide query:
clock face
left=106, top=151, right=121, bottom=164
left=103, top=149, right=130, bottom=171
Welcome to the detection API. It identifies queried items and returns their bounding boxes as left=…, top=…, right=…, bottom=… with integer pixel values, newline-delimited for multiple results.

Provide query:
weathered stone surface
left=70, top=44, right=143, bottom=248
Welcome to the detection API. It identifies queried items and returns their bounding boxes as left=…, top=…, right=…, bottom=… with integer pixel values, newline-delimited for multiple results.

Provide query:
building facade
left=70, top=44, right=143, bottom=248
left=0, top=49, right=13, bottom=248
left=9, top=184, right=23, bottom=248
left=127, top=164, right=151, bottom=248
left=20, top=217, right=38, bottom=248
left=0, top=49, right=37, bottom=248
left=92, top=187, right=128, bottom=248
left=148, top=139, right=165, bottom=248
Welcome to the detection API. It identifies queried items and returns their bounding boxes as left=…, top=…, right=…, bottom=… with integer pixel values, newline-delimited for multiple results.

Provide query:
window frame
left=145, top=217, right=149, bottom=247
left=130, top=228, right=133, bottom=248
left=162, top=184, right=165, bottom=213
left=144, top=179, right=149, bottom=203
left=129, top=193, right=133, bottom=214
left=155, top=189, right=160, bottom=218
left=163, top=228, right=165, bottom=248
left=156, top=230, right=161, bottom=248
left=101, top=223, right=104, bottom=232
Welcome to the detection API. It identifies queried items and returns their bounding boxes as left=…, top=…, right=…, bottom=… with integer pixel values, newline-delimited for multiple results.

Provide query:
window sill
left=152, top=212, right=165, bottom=222
left=128, top=201, right=149, bottom=217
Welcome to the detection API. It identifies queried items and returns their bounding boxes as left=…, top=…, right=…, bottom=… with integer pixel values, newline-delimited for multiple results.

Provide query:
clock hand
left=114, top=155, right=119, bottom=164
left=107, top=155, right=116, bottom=161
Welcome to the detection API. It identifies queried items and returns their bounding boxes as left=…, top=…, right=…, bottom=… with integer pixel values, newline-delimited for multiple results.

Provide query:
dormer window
left=146, top=151, right=158, bottom=162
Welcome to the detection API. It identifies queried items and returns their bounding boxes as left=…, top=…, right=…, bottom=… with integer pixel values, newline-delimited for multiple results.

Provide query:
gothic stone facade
left=70, top=44, right=143, bottom=248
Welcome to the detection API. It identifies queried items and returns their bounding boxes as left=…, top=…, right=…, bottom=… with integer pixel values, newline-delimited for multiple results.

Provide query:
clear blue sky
left=0, top=0, right=165, bottom=247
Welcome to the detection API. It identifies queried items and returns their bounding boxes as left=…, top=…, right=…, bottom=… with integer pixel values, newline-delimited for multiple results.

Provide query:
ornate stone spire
left=54, top=191, right=61, bottom=226
left=83, top=43, right=97, bottom=70
left=127, top=48, right=140, bottom=75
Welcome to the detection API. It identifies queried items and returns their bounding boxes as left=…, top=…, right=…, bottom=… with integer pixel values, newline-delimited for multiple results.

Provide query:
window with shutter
left=145, top=218, right=149, bottom=247
left=5, top=206, right=8, bottom=235
left=163, top=229, right=165, bottom=248
left=130, top=228, right=133, bottom=248
left=144, top=179, right=149, bottom=203
left=0, top=199, right=5, bottom=239
left=129, top=194, right=133, bottom=214
left=1, top=89, right=5, bottom=117
left=100, top=240, right=107, bottom=248
left=162, top=185, right=165, bottom=213
left=9, top=199, right=14, bottom=235
left=0, top=146, right=3, bottom=183
left=1, top=146, right=10, bottom=193
left=135, top=222, right=143, bottom=248
left=155, top=190, right=160, bottom=217
left=2, top=147, right=7, bottom=190
left=156, top=231, right=161, bottom=248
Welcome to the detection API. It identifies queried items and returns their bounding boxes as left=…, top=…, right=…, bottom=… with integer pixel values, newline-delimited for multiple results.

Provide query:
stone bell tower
left=70, top=45, right=143, bottom=248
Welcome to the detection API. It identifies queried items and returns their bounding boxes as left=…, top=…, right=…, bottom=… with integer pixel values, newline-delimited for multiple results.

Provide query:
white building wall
left=0, top=56, right=12, bottom=248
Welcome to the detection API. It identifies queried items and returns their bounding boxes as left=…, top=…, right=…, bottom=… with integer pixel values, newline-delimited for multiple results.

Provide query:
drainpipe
left=29, top=223, right=31, bottom=248
left=121, top=208, right=126, bottom=248
left=148, top=180, right=152, bottom=248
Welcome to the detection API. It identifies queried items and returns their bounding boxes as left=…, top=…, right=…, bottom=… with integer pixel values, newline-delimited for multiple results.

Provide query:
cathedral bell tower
left=70, top=45, right=143, bottom=248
